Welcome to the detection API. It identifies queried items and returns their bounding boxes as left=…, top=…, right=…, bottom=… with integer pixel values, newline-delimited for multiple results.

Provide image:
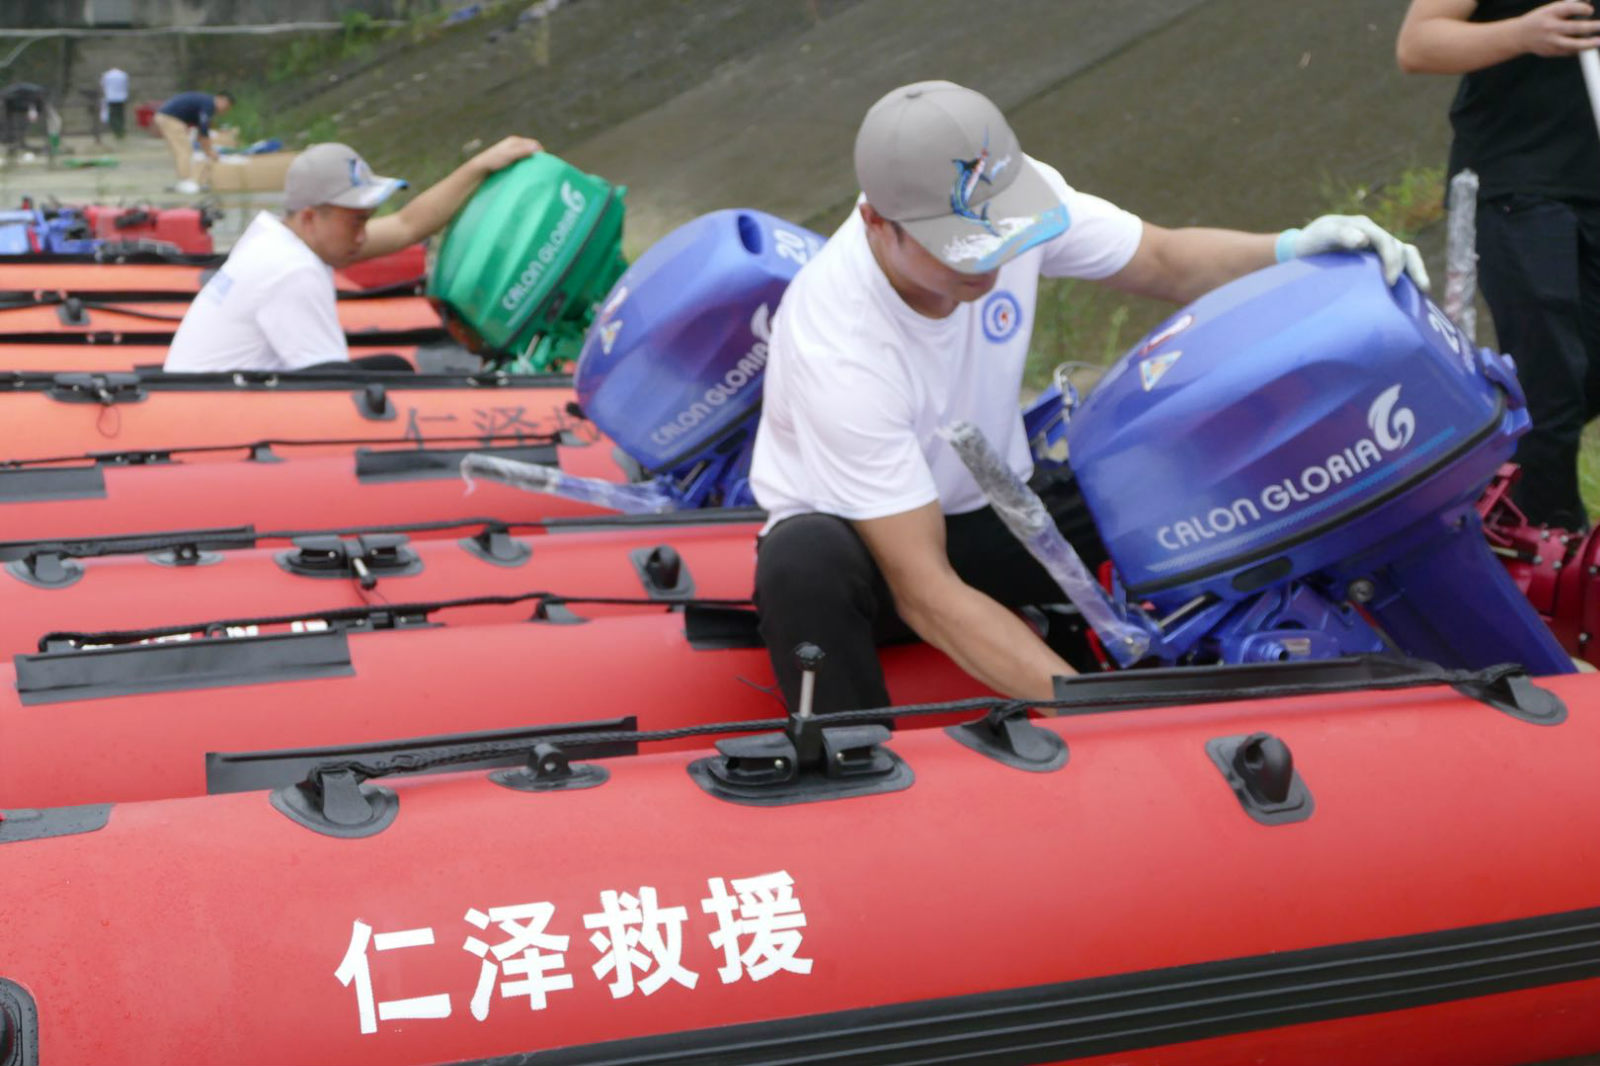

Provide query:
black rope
left=0, top=429, right=566, bottom=469
left=39, top=591, right=757, bottom=650
left=0, top=295, right=188, bottom=323
left=0, top=368, right=572, bottom=394
left=307, top=661, right=1529, bottom=786
left=0, top=516, right=541, bottom=561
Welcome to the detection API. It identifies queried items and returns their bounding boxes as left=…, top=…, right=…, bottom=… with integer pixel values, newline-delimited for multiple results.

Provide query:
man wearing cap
left=165, top=136, right=539, bottom=372
left=154, top=90, right=232, bottom=194
left=750, top=80, right=1429, bottom=714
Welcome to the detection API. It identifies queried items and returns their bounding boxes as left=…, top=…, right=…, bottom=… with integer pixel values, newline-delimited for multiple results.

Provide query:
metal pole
left=1444, top=169, right=1479, bottom=342
left=1580, top=50, right=1600, bottom=137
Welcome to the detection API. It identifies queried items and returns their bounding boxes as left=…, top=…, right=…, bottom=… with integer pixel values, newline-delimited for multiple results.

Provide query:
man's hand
left=1279, top=214, right=1431, bottom=291
left=1516, top=0, right=1600, bottom=56
left=469, top=135, right=542, bottom=176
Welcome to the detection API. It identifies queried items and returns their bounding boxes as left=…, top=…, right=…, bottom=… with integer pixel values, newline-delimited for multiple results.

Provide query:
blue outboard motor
left=0, top=209, right=34, bottom=254
left=1065, top=253, right=1573, bottom=675
left=575, top=209, right=823, bottom=508
left=36, top=207, right=99, bottom=255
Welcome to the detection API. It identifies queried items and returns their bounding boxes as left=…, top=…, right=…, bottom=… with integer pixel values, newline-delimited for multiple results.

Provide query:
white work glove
left=1276, top=214, right=1431, bottom=292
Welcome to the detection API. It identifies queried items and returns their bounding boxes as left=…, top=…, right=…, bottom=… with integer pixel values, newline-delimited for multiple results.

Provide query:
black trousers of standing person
left=753, top=464, right=1107, bottom=714
left=1477, top=193, right=1600, bottom=531
left=300, top=353, right=417, bottom=372
left=107, top=100, right=126, bottom=139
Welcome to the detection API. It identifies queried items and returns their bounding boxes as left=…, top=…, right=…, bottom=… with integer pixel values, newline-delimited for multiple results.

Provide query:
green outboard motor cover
left=427, top=152, right=627, bottom=371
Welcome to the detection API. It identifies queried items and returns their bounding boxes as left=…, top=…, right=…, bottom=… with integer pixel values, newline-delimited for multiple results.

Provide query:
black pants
left=753, top=465, right=1106, bottom=714
left=107, top=101, right=125, bottom=139
left=1478, top=193, right=1600, bottom=529
left=301, top=353, right=416, bottom=372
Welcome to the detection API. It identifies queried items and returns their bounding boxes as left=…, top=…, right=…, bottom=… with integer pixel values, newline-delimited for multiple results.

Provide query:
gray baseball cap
left=284, top=143, right=407, bottom=212
left=855, top=81, right=1067, bottom=275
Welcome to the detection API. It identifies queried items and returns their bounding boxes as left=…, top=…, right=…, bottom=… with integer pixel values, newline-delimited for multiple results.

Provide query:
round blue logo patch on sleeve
left=981, top=290, right=1023, bottom=343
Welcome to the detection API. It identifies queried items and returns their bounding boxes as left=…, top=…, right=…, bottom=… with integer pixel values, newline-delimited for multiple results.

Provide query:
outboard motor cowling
left=1067, top=253, right=1572, bottom=674
left=428, top=153, right=627, bottom=371
left=576, top=209, right=823, bottom=508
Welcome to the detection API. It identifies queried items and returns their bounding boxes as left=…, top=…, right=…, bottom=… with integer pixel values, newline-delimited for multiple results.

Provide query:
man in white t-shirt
left=750, top=80, right=1428, bottom=714
left=99, top=67, right=128, bottom=139
left=165, top=136, right=540, bottom=373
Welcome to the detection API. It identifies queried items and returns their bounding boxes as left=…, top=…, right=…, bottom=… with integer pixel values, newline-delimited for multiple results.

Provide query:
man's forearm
left=360, top=158, right=491, bottom=259
left=1133, top=227, right=1277, bottom=304
left=897, top=581, right=1073, bottom=703
left=1398, top=15, right=1528, bottom=73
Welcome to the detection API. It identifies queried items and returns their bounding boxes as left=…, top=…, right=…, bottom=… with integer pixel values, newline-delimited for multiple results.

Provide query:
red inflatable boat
left=0, top=510, right=761, bottom=656
left=0, top=293, right=442, bottom=340
left=0, top=601, right=981, bottom=807
left=0, top=242, right=427, bottom=296
left=0, top=657, right=1592, bottom=1065
left=0, top=369, right=580, bottom=463
left=0, top=340, right=467, bottom=374
left=0, top=434, right=621, bottom=542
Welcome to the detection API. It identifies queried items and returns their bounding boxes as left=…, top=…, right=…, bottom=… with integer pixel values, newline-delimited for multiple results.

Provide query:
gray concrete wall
left=3, top=0, right=438, bottom=29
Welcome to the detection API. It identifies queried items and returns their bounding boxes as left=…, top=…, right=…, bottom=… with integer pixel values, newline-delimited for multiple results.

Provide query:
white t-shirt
left=164, top=212, right=348, bottom=372
left=750, top=159, right=1143, bottom=532
left=100, top=69, right=129, bottom=103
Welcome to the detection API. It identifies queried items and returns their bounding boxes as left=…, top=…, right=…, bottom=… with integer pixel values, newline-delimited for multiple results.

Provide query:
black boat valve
left=630, top=544, right=694, bottom=600
left=688, top=643, right=913, bottom=806
left=57, top=296, right=89, bottom=327
left=1234, top=733, right=1293, bottom=805
left=353, top=382, right=395, bottom=421
left=1206, top=730, right=1314, bottom=826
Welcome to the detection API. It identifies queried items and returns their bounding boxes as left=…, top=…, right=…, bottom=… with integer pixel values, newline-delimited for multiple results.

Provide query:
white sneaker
left=173, top=179, right=200, bottom=194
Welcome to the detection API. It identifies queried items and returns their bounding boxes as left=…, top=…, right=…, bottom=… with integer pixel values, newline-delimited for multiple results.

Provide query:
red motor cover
left=0, top=672, right=1595, bottom=1064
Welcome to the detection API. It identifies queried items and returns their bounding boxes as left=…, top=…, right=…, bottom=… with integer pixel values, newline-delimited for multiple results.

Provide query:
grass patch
left=1580, top=425, right=1600, bottom=520
left=1027, top=278, right=1144, bottom=390
left=1320, top=164, right=1446, bottom=243
left=268, top=11, right=388, bottom=85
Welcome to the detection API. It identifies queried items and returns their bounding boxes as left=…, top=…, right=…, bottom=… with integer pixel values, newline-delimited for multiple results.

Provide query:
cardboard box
left=210, top=127, right=240, bottom=149
left=209, top=150, right=299, bottom=193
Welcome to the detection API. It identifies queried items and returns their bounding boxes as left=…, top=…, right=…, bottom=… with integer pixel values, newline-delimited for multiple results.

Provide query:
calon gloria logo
left=501, top=182, right=588, bottom=313
left=649, top=304, right=772, bottom=448
left=1156, top=385, right=1417, bottom=552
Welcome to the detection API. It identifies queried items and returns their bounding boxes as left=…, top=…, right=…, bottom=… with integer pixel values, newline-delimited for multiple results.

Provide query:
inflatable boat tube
left=0, top=658, right=1591, bottom=1064
left=0, top=436, right=624, bottom=542
left=0, top=370, right=580, bottom=462
left=0, top=509, right=762, bottom=656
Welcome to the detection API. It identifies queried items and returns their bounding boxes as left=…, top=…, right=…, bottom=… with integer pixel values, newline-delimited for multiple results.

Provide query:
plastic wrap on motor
left=460, top=453, right=680, bottom=514
left=1445, top=169, right=1479, bottom=343
left=939, top=421, right=1151, bottom=667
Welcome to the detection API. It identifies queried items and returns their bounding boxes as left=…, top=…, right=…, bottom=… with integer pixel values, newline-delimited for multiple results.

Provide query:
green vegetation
left=1320, top=164, right=1447, bottom=244
left=1579, top=428, right=1600, bottom=520
left=268, top=11, right=387, bottom=85
left=1022, top=164, right=1454, bottom=392
left=1026, top=279, right=1147, bottom=391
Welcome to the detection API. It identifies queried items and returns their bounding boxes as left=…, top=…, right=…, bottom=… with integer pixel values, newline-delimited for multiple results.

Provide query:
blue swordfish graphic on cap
left=950, top=131, right=1010, bottom=236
